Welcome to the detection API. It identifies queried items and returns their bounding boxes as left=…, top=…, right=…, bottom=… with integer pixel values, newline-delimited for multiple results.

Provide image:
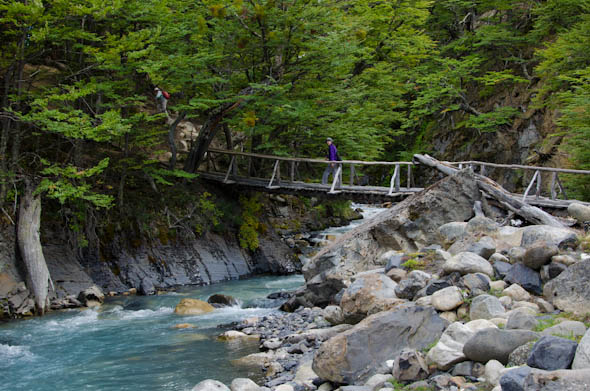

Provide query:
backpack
left=162, top=90, right=170, bottom=99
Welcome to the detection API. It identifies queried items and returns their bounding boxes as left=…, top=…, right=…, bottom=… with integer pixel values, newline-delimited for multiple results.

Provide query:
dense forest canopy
left=1, top=0, right=590, bottom=219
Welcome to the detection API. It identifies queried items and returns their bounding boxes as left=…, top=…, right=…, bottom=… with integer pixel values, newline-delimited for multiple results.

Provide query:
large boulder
left=305, top=171, right=482, bottom=284
left=469, top=294, right=506, bottom=320
left=230, top=378, right=260, bottom=391
left=541, top=321, right=587, bottom=339
left=504, top=264, right=542, bottom=295
left=175, top=298, right=215, bottom=315
left=340, top=273, right=402, bottom=323
left=392, top=348, right=429, bottom=382
left=527, top=336, right=578, bottom=370
left=438, top=222, right=467, bottom=245
left=568, top=202, right=590, bottom=222
left=208, top=294, right=239, bottom=307
left=520, top=225, right=578, bottom=249
left=312, top=305, right=446, bottom=384
left=543, top=260, right=590, bottom=315
left=506, top=310, right=538, bottom=331
left=463, top=328, right=538, bottom=364
left=442, top=252, right=494, bottom=277
left=572, top=327, right=590, bottom=369
left=77, top=285, right=105, bottom=306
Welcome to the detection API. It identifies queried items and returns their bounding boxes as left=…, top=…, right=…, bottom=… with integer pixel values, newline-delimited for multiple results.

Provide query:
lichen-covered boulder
left=175, top=298, right=215, bottom=315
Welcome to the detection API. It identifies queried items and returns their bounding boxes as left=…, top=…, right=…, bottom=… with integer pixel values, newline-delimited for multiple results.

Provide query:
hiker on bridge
left=322, top=137, right=341, bottom=186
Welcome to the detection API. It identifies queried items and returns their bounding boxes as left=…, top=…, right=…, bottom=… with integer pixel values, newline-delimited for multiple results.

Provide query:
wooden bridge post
left=329, top=165, right=342, bottom=194
left=407, top=165, right=411, bottom=190
left=290, top=161, right=295, bottom=183
left=522, top=170, right=540, bottom=203
left=388, top=165, right=400, bottom=195
left=223, top=156, right=236, bottom=183
left=350, top=164, right=355, bottom=186
left=267, top=160, right=281, bottom=188
left=480, top=164, right=485, bottom=177
left=395, top=164, right=400, bottom=192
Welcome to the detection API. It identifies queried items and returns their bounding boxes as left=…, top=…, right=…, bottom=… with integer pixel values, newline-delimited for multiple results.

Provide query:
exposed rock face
left=305, top=171, right=482, bottom=286
left=340, top=273, right=402, bottom=323
left=174, top=298, right=215, bottom=315
left=312, top=306, right=446, bottom=384
left=463, top=328, right=538, bottom=364
left=543, top=260, right=590, bottom=315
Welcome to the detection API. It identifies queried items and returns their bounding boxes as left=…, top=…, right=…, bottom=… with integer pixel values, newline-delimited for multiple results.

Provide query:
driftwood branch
left=413, top=154, right=566, bottom=228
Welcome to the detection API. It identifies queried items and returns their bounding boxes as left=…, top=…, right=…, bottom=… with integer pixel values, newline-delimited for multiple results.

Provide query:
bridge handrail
left=207, top=148, right=413, bottom=166
left=446, top=160, right=590, bottom=175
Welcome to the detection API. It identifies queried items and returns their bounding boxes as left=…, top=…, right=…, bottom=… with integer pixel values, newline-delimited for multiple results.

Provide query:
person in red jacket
left=154, top=87, right=168, bottom=114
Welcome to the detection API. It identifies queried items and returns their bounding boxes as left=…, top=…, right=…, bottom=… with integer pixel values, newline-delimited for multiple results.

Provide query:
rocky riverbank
left=204, top=170, right=590, bottom=391
left=0, top=193, right=360, bottom=319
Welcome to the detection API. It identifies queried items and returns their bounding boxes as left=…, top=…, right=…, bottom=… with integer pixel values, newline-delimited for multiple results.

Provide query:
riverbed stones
left=462, top=273, right=490, bottom=295
left=392, top=348, right=428, bottom=382
left=312, top=306, right=446, bottom=384
left=527, top=336, right=578, bottom=370
left=463, top=328, right=538, bottom=364
left=572, top=328, right=590, bottom=369
left=431, top=286, right=464, bottom=311
left=470, top=294, right=506, bottom=320
left=499, top=366, right=532, bottom=391
left=394, top=277, right=426, bottom=300
left=540, top=262, right=567, bottom=282
left=523, top=368, right=590, bottom=390
left=522, top=243, right=559, bottom=270
left=174, top=298, right=215, bottom=315
left=508, top=341, right=535, bottom=367
left=466, top=236, right=496, bottom=260
left=442, top=252, right=494, bottom=277
left=543, top=260, right=590, bottom=315
left=192, top=379, right=231, bottom=391
left=340, top=273, right=402, bottom=323
left=323, top=305, right=344, bottom=325
left=77, top=285, right=105, bottom=306
left=438, top=222, right=467, bottom=244
left=484, top=359, right=505, bottom=386
left=218, top=330, right=260, bottom=342
left=504, top=264, right=542, bottom=295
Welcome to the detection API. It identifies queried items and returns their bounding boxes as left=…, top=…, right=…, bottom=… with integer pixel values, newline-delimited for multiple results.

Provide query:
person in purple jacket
left=322, top=137, right=341, bottom=185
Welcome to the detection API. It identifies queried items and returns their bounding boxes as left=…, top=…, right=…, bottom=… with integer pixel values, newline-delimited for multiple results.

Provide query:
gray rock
left=467, top=236, right=496, bottom=260
left=508, top=247, right=527, bottom=264
left=499, top=366, right=532, bottom=391
left=520, top=225, right=578, bottom=250
left=568, top=203, right=590, bottom=222
left=382, top=251, right=405, bottom=273
left=230, top=378, right=260, bottom=391
left=462, top=273, right=491, bottom=295
left=438, top=222, right=468, bottom=244
left=443, top=252, right=494, bottom=277
left=470, top=294, right=506, bottom=320
left=508, top=341, right=535, bottom=367
left=523, top=368, right=590, bottom=390
left=504, top=264, right=542, bottom=295
left=540, top=262, right=567, bottom=282
left=523, top=243, right=559, bottom=271
left=394, top=277, right=426, bottom=300
left=527, top=336, right=578, bottom=370
left=506, top=311, right=538, bottom=331
left=392, top=348, right=429, bottom=382
left=386, top=268, right=407, bottom=283
left=572, top=327, right=590, bottom=369
left=493, top=260, right=513, bottom=279
left=312, top=306, right=446, bottom=384
left=340, top=273, right=401, bottom=324
left=484, top=359, right=505, bottom=386
left=543, top=260, right=590, bottom=315
left=463, top=328, right=538, bottom=364
left=431, top=286, right=464, bottom=311
left=542, top=320, right=587, bottom=339
left=192, top=379, right=231, bottom=391
left=421, top=278, right=453, bottom=297
left=364, top=374, right=393, bottom=391
left=77, top=285, right=105, bottom=305
left=490, top=252, right=510, bottom=264
left=451, top=361, right=475, bottom=377
left=503, top=284, right=531, bottom=302
left=208, top=294, right=239, bottom=307
left=323, top=305, right=344, bottom=325
left=466, top=215, right=498, bottom=235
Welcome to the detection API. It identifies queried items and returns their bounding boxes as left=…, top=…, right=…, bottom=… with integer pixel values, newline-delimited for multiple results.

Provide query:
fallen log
left=413, top=154, right=566, bottom=228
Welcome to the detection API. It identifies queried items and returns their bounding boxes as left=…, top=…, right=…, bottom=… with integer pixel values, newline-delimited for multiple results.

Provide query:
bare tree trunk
left=17, top=180, right=51, bottom=315
left=168, top=111, right=186, bottom=170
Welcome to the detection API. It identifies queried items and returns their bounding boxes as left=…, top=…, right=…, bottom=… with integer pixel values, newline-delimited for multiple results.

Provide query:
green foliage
left=238, top=194, right=263, bottom=251
left=401, top=257, right=424, bottom=271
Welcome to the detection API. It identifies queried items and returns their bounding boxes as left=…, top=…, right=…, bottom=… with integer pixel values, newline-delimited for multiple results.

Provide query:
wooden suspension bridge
left=198, top=148, right=590, bottom=209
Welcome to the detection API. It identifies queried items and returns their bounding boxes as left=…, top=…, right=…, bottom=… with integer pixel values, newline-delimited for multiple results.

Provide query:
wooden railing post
left=522, top=170, right=539, bottom=203
left=329, top=164, right=342, bottom=194
left=290, top=161, right=295, bottom=183
left=407, top=165, right=411, bottom=190
left=350, top=164, right=355, bottom=186
left=388, top=165, right=400, bottom=195
left=480, top=164, right=485, bottom=176
left=223, top=156, right=236, bottom=183
left=267, top=160, right=280, bottom=188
